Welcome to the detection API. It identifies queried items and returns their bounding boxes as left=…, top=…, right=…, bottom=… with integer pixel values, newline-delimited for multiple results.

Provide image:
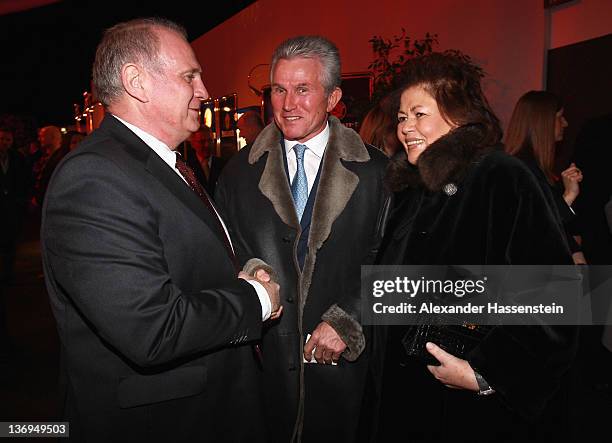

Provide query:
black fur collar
left=386, top=124, right=498, bottom=192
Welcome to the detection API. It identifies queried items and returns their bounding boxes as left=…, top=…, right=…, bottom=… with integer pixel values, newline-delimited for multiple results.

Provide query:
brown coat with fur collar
left=216, top=116, right=388, bottom=442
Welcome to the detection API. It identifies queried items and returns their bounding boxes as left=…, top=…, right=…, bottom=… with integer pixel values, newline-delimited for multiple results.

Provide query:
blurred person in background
left=505, top=90, right=586, bottom=264
left=185, top=124, right=226, bottom=197
left=0, top=126, right=28, bottom=362
left=64, top=130, right=85, bottom=151
left=0, top=126, right=28, bottom=285
left=359, top=98, right=401, bottom=157
left=33, top=126, right=71, bottom=208
left=237, top=109, right=264, bottom=146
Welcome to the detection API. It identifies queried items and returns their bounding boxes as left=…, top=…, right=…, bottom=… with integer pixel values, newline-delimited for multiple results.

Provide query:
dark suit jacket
left=41, top=115, right=265, bottom=442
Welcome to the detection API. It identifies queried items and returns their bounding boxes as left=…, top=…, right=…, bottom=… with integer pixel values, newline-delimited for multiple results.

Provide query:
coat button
left=286, top=297, right=294, bottom=303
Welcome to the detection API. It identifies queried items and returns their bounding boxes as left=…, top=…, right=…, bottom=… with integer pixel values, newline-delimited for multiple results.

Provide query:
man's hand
left=425, top=342, right=479, bottom=391
left=303, top=321, right=346, bottom=364
left=238, top=269, right=282, bottom=320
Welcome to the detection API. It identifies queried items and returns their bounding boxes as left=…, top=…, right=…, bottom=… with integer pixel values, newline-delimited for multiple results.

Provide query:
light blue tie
left=290, top=144, right=308, bottom=220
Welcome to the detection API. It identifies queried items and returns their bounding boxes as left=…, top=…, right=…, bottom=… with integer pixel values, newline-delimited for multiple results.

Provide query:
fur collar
left=248, top=115, right=370, bottom=164
left=386, top=124, right=498, bottom=192
left=246, top=115, right=370, bottom=229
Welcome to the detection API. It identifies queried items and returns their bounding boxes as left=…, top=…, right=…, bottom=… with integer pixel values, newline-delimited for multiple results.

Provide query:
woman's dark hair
left=359, top=95, right=401, bottom=156
left=385, top=51, right=502, bottom=192
left=392, top=51, right=502, bottom=146
left=504, top=90, right=563, bottom=183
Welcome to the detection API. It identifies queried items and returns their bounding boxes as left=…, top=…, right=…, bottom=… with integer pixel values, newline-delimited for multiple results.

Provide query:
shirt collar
left=283, top=120, right=329, bottom=158
left=112, top=114, right=177, bottom=167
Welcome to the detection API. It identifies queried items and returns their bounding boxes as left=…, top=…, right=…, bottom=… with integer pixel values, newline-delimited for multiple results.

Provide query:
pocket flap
left=117, top=366, right=206, bottom=408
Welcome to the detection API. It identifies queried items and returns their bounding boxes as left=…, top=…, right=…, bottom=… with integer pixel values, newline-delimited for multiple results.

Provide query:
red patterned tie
left=175, top=152, right=263, bottom=365
left=175, top=152, right=238, bottom=270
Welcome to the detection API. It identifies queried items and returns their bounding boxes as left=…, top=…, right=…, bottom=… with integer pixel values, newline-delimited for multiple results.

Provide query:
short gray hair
left=92, top=17, right=187, bottom=107
left=270, top=35, right=341, bottom=94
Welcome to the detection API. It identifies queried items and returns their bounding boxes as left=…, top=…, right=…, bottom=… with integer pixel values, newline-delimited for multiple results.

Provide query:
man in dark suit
left=41, top=17, right=279, bottom=442
left=216, top=36, right=388, bottom=443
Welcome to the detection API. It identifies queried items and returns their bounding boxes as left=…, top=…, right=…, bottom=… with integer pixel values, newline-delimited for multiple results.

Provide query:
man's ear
left=122, top=63, right=149, bottom=103
left=326, top=87, right=342, bottom=113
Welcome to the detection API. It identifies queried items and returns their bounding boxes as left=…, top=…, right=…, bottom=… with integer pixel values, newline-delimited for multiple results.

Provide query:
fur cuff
left=321, top=304, right=365, bottom=361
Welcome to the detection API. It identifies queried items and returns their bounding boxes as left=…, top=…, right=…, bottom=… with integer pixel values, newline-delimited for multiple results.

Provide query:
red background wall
left=191, top=0, right=612, bottom=130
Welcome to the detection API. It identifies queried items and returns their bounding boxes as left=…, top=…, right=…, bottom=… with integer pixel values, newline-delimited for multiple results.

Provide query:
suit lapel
left=101, top=116, right=231, bottom=248
left=248, top=116, right=371, bottom=236
left=306, top=131, right=360, bottom=255
left=306, top=117, right=371, bottom=253
left=144, top=153, right=229, bottom=238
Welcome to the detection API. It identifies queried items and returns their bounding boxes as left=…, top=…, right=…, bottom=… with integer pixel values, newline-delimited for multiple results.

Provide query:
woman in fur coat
left=375, top=53, right=578, bottom=442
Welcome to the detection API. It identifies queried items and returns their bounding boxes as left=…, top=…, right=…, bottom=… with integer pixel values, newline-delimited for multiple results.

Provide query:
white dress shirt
left=284, top=122, right=330, bottom=196
left=112, top=115, right=271, bottom=320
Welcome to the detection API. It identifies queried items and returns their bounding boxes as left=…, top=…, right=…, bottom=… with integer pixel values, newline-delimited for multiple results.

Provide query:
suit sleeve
left=42, top=152, right=262, bottom=369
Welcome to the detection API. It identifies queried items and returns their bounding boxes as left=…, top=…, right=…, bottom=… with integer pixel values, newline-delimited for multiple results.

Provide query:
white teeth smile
left=406, top=139, right=424, bottom=147
left=285, top=117, right=300, bottom=121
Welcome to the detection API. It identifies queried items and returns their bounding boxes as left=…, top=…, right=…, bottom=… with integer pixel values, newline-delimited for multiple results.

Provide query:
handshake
left=239, top=258, right=282, bottom=321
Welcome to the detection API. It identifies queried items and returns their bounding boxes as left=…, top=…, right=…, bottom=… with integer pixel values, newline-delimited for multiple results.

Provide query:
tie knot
left=293, top=144, right=307, bottom=160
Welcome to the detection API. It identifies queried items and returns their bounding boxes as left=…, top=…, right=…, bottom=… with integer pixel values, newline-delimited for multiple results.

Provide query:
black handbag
left=401, top=322, right=493, bottom=366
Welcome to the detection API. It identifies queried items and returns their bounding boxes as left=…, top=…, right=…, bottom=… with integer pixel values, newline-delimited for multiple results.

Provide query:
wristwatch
left=474, top=371, right=495, bottom=396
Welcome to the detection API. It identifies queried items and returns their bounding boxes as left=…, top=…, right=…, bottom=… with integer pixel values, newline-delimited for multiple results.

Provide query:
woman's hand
left=572, top=251, right=587, bottom=265
left=561, top=163, right=583, bottom=205
left=425, top=342, right=479, bottom=391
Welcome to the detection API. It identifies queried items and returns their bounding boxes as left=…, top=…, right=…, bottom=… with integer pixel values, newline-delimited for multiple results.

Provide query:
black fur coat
left=377, top=124, right=577, bottom=442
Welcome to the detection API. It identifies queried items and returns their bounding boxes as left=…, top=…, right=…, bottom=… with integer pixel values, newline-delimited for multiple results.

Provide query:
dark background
left=0, top=0, right=255, bottom=130
left=547, top=33, right=612, bottom=169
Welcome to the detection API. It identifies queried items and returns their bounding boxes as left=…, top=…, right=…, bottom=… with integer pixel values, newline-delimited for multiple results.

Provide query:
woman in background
left=359, top=98, right=401, bottom=157
left=376, top=52, right=577, bottom=442
left=505, top=90, right=585, bottom=264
